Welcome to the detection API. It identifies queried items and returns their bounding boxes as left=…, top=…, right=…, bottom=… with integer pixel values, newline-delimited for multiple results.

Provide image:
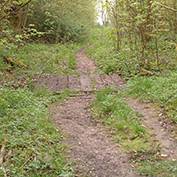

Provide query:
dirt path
left=76, top=49, right=177, bottom=161
left=76, top=49, right=124, bottom=91
left=49, top=49, right=139, bottom=177
left=35, top=49, right=124, bottom=92
left=51, top=95, right=138, bottom=177
left=38, top=49, right=177, bottom=176
left=127, top=99, right=177, bottom=160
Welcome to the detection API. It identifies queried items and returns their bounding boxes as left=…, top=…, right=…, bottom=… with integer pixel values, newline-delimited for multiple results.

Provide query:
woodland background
left=0, top=0, right=177, bottom=176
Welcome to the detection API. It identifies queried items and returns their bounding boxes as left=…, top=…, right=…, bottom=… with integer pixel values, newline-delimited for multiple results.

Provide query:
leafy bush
left=28, top=0, right=95, bottom=43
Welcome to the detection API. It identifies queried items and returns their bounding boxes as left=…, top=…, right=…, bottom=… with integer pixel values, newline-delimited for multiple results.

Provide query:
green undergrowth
left=0, top=43, right=80, bottom=83
left=137, top=159, right=177, bottom=177
left=0, top=87, right=73, bottom=177
left=85, top=27, right=142, bottom=77
left=126, top=71, right=177, bottom=124
left=92, top=88, right=153, bottom=152
left=0, top=42, right=79, bottom=176
left=86, top=27, right=119, bottom=75
left=86, top=27, right=177, bottom=78
left=92, top=87, right=177, bottom=177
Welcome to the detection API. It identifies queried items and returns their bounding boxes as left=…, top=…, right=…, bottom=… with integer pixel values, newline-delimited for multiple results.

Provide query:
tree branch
left=156, top=2, right=177, bottom=12
left=0, top=0, right=32, bottom=21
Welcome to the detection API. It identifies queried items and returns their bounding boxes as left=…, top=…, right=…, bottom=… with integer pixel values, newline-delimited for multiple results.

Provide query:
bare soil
left=76, top=49, right=125, bottom=91
left=127, top=99, right=177, bottom=160
left=34, top=75, right=81, bottom=92
left=35, top=49, right=125, bottom=92
left=51, top=95, right=138, bottom=177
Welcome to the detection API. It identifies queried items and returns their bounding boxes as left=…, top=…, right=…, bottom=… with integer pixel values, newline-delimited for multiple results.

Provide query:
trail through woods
left=50, top=50, right=137, bottom=177
left=50, top=95, right=138, bottom=177
left=127, top=99, right=177, bottom=160
left=37, top=49, right=177, bottom=177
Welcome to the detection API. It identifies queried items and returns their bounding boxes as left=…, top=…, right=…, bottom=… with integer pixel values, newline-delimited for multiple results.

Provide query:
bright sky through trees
left=96, top=0, right=107, bottom=25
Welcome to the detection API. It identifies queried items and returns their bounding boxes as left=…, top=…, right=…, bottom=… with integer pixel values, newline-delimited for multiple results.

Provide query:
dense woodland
left=0, top=0, right=177, bottom=176
left=96, top=0, right=177, bottom=75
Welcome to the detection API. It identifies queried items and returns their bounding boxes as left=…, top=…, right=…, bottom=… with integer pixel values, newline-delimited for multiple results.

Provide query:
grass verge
left=0, top=43, right=80, bottom=85
left=0, top=87, right=73, bottom=177
left=0, top=42, right=79, bottom=176
left=126, top=71, right=177, bottom=124
left=92, top=88, right=177, bottom=177
left=92, top=88, right=153, bottom=153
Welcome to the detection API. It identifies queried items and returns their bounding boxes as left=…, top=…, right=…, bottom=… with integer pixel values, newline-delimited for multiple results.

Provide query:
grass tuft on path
left=137, top=159, right=177, bottom=177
